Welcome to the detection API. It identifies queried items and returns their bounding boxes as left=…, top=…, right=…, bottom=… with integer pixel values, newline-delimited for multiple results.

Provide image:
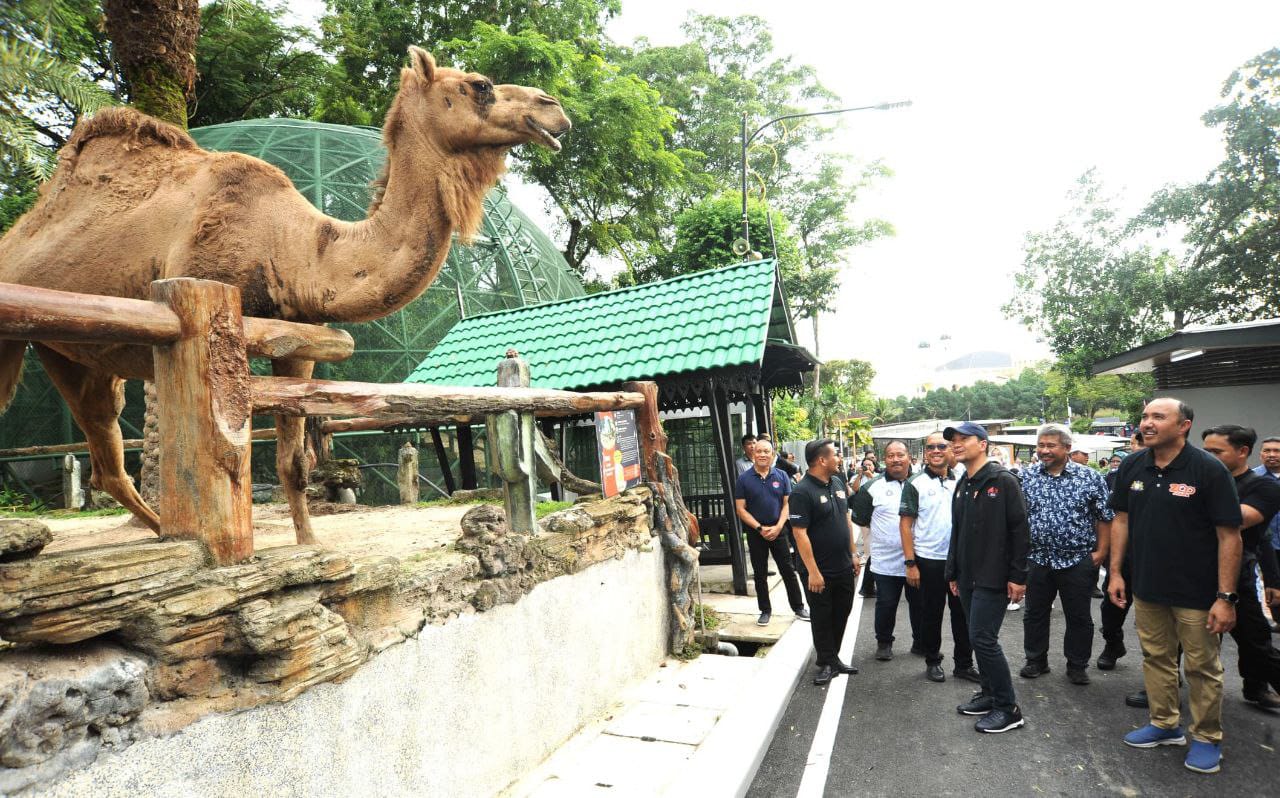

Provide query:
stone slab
left=603, top=700, right=722, bottom=746
left=517, top=727, right=695, bottom=797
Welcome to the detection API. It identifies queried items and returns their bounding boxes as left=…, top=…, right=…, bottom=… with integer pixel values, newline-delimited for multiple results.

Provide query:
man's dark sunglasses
left=924, top=443, right=949, bottom=451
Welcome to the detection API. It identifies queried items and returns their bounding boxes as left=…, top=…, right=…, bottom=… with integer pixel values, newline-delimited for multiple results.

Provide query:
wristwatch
left=904, top=559, right=917, bottom=568
left=755, top=525, right=764, bottom=534
left=1215, top=591, right=1239, bottom=605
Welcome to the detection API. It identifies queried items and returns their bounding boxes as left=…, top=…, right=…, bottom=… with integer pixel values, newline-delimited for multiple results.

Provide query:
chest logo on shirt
left=835, top=490, right=846, bottom=499
left=986, top=486, right=999, bottom=498
left=1130, top=480, right=1144, bottom=492
left=771, top=481, right=780, bottom=488
left=820, top=496, right=829, bottom=504
left=1169, top=483, right=1197, bottom=498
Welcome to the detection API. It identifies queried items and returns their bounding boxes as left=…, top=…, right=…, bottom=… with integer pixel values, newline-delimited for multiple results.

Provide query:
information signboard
left=595, top=409, right=641, bottom=497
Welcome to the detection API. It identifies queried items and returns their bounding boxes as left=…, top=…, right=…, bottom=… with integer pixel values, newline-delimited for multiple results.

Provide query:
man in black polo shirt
left=790, top=438, right=861, bottom=686
left=1200, top=424, right=1280, bottom=709
left=735, top=438, right=808, bottom=627
left=1108, top=398, right=1242, bottom=775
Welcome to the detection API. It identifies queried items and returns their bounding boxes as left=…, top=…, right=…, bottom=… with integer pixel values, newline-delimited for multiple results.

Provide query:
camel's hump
left=65, top=107, right=199, bottom=156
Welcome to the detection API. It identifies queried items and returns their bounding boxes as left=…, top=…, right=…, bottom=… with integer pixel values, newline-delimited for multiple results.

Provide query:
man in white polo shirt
left=851, top=439, right=921, bottom=661
left=901, top=431, right=980, bottom=683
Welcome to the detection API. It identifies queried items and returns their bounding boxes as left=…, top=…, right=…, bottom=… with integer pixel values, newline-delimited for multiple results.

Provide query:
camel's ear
left=408, top=46, right=436, bottom=84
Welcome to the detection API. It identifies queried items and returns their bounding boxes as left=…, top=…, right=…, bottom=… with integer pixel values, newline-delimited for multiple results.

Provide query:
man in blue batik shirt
left=1018, top=423, right=1115, bottom=686
left=1256, top=436, right=1280, bottom=623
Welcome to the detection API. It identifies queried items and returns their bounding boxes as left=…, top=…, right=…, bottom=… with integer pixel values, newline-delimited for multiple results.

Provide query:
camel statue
left=0, top=46, right=570, bottom=545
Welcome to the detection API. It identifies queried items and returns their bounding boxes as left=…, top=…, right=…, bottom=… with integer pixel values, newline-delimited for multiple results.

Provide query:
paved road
left=750, top=585, right=1278, bottom=796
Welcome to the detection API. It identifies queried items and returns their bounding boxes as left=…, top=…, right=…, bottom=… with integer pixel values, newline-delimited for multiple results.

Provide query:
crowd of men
left=731, top=398, right=1280, bottom=775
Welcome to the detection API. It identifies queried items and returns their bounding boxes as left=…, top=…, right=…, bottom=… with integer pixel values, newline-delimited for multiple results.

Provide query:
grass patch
left=535, top=500, right=573, bottom=518
left=1, top=507, right=131, bottom=520
left=690, top=602, right=722, bottom=631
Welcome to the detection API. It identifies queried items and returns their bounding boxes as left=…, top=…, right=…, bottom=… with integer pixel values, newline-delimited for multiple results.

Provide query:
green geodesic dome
left=0, top=118, right=583, bottom=455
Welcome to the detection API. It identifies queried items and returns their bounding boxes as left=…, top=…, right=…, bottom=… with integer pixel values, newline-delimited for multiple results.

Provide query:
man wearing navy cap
left=945, top=421, right=1030, bottom=733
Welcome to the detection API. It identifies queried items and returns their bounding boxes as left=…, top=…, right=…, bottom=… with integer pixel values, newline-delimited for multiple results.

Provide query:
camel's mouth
left=525, top=116, right=566, bottom=152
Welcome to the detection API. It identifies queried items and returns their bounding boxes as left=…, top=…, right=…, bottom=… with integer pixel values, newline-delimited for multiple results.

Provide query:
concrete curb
left=675, top=618, right=814, bottom=797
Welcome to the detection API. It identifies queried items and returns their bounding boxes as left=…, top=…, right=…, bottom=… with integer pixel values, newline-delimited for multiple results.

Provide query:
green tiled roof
left=407, top=259, right=795, bottom=390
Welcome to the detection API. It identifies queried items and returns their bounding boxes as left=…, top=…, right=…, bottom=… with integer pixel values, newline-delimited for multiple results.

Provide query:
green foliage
left=192, top=1, right=334, bottom=127
left=814, top=359, right=875, bottom=408
left=865, top=397, right=902, bottom=425
left=1069, top=417, right=1093, bottom=435
left=0, top=4, right=117, bottom=178
left=640, top=193, right=800, bottom=282
left=1134, top=48, right=1280, bottom=319
left=1006, top=171, right=1181, bottom=378
left=441, top=23, right=689, bottom=275
left=0, top=167, right=38, bottom=232
left=770, top=394, right=814, bottom=442
left=892, top=368, right=1050, bottom=423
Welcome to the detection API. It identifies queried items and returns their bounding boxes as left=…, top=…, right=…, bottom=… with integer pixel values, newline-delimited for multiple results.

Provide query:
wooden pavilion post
left=752, top=391, right=770, bottom=439
left=429, top=426, right=456, bottom=495
left=539, top=418, right=561, bottom=501
left=706, top=379, right=748, bottom=596
left=150, top=278, right=253, bottom=565
left=743, top=397, right=755, bottom=437
left=457, top=424, right=478, bottom=490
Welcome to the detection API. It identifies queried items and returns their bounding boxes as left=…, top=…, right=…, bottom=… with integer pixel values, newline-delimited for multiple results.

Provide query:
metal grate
left=1154, top=347, right=1280, bottom=389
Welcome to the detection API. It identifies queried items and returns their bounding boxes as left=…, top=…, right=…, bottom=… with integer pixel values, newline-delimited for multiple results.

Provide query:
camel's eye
left=470, top=81, right=492, bottom=95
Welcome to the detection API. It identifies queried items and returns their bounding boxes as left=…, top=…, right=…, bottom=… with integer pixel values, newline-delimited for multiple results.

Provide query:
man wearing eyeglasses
left=900, top=432, right=980, bottom=684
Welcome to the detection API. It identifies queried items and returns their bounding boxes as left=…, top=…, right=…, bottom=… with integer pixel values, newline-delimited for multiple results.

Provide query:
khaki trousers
left=1133, top=598, right=1224, bottom=743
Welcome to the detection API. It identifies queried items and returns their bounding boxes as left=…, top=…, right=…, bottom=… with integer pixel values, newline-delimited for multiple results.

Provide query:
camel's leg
left=273, top=357, right=318, bottom=545
left=0, top=340, right=27, bottom=413
left=34, top=345, right=161, bottom=532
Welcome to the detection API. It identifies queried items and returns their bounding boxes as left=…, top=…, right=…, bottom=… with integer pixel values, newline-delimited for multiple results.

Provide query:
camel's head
left=395, top=46, right=571, bottom=154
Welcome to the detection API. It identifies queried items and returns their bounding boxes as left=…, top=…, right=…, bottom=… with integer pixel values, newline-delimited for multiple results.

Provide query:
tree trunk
left=102, top=0, right=202, bottom=513
left=102, top=0, right=201, bottom=129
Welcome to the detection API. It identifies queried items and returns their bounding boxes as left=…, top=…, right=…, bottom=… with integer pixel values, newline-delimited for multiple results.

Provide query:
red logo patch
left=1169, top=483, right=1197, bottom=498
left=986, top=486, right=1000, bottom=498
left=771, top=481, right=780, bottom=488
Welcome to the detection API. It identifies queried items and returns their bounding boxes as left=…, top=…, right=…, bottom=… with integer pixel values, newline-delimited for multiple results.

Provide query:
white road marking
left=796, top=567, right=869, bottom=797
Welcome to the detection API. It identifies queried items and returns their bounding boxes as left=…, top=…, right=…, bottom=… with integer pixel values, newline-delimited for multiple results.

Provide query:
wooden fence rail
left=0, top=278, right=649, bottom=566
left=0, top=282, right=355, bottom=362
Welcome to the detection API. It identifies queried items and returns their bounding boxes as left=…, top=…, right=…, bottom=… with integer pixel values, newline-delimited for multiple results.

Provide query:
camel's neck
left=293, top=137, right=492, bottom=324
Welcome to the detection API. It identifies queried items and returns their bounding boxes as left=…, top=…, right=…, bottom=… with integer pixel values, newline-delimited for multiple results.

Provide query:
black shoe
left=813, top=665, right=835, bottom=686
left=958, top=691, right=995, bottom=716
left=1019, top=661, right=1050, bottom=679
left=830, top=657, right=859, bottom=675
left=1125, top=690, right=1149, bottom=708
left=1097, top=643, right=1125, bottom=671
left=975, top=705, right=1025, bottom=733
left=953, top=665, right=982, bottom=683
left=1067, top=668, right=1090, bottom=686
left=756, top=611, right=771, bottom=627
left=875, top=643, right=893, bottom=661
left=1244, top=690, right=1280, bottom=709
left=926, top=664, right=945, bottom=682
left=910, top=643, right=926, bottom=657
left=1091, top=586, right=1105, bottom=599
left=794, top=607, right=810, bottom=621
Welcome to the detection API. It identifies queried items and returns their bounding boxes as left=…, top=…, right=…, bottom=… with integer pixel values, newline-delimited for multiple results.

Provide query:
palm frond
left=0, top=115, right=55, bottom=179
left=0, top=37, right=115, bottom=113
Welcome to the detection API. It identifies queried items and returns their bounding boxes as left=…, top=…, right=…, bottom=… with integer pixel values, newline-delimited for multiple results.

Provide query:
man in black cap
left=790, top=438, right=862, bottom=686
left=945, top=421, right=1030, bottom=733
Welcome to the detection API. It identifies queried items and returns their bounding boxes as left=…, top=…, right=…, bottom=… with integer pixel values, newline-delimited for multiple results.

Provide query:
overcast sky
left=293, top=1, right=1280, bottom=395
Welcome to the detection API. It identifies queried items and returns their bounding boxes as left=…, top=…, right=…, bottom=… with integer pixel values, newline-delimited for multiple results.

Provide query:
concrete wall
left=1168, top=384, right=1280, bottom=463
left=37, top=546, right=667, bottom=798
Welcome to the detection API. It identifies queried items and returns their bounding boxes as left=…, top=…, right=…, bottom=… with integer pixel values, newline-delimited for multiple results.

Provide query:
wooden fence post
left=151, top=278, right=253, bottom=565
left=487, top=350, right=537, bottom=534
left=61, top=454, right=83, bottom=510
left=398, top=441, right=419, bottom=504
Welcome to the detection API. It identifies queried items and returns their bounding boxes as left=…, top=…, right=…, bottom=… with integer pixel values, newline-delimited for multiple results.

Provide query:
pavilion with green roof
left=408, top=259, right=818, bottom=594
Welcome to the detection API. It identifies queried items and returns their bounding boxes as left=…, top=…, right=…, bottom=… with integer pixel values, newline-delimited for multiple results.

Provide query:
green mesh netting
left=1, top=118, right=583, bottom=480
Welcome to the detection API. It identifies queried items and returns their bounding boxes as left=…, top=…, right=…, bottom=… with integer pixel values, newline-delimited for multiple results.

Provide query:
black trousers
left=960, top=583, right=1017, bottom=712
left=872, top=572, right=922, bottom=645
left=913, top=556, right=973, bottom=668
left=1023, top=557, right=1096, bottom=671
left=1100, top=558, right=1132, bottom=647
left=802, top=569, right=856, bottom=666
left=747, top=528, right=805, bottom=613
left=1230, top=563, right=1280, bottom=696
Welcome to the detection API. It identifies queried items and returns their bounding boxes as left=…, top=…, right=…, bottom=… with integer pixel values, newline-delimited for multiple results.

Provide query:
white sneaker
left=1007, top=601, right=1022, bottom=611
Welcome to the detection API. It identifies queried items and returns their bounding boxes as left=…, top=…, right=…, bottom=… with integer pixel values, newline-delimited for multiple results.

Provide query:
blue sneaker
left=1123, top=723, right=1186, bottom=748
left=1184, top=740, right=1221, bottom=773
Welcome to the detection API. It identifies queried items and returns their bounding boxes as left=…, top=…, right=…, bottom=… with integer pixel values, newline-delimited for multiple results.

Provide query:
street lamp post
left=737, top=101, right=912, bottom=258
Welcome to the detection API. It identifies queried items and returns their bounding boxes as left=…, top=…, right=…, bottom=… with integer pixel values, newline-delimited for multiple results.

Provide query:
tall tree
left=1005, top=171, right=1187, bottom=378
left=1136, top=47, right=1280, bottom=321
left=102, top=0, right=200, bottom=127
